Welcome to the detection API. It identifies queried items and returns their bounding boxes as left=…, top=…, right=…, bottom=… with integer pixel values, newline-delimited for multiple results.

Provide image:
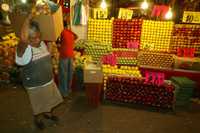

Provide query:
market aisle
left=0, top=84, right=200, bottom=133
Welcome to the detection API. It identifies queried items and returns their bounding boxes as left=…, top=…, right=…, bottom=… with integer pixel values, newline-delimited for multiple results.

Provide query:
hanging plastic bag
left=80, top=4, right=87, bottom=25
left=73, top=0, right=82, bottom=25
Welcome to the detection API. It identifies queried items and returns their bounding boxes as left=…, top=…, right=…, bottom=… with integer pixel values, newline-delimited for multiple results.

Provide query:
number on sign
left=186, top=15, right=193, bottom=23
left=127, top=41, right=139, bottom=49
left=177, top=48, right=195, bottom=57
left=144, top=71, right=165, bottom=86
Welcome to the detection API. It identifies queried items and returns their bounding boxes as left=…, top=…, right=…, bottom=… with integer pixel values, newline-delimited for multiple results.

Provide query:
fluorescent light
left=141, top=0, right=148, bottom=10
left=165, top=7, right=173, bottom=19
left=21, top=0, right=27, bottom=4
left=100, top=0, right=107, bottom=9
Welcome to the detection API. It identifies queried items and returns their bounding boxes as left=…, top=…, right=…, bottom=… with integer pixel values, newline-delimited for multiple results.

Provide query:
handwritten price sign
left=144, top=71, right=165, bottom=86
left=101, top=53, right=117, bottom=66
left=127, top=41, right=139, bottom=49
left=93, top=8, right=108, bottom=19
left=177, top=48, right=195, bottom=57
left=183, top=11, right=200, bottom=24
left=118, top=8, right=133, bottom=20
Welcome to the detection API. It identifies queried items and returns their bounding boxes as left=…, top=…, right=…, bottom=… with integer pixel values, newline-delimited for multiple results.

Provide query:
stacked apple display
left=113, top=48, right=138, bottom=65
left=88, top=19, right=113, bottom=44
left=140, top=20, right=174, bottom=52
left=0, top=33, right=19, bottom=82
left=85, top=41, right=112, bottom=63
left=105, top=76, right=175, bottom=108
left=138, top=51, right=174, bottom=68
left=112, top=19, right=142, bottom=48
left=170, top=24, right=200, bottom=55
left=102, top=65, right=142, bottom=77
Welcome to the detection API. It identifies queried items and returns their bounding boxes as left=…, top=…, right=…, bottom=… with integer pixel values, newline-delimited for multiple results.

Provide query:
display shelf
left=139, top=65, right=200, bottom=74
left=104, top=75, right=175, bottom=109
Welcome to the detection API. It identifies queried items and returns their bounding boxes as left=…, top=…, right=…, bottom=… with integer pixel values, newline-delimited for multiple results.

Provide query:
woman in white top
left=16, top=14, right=63, bottom=130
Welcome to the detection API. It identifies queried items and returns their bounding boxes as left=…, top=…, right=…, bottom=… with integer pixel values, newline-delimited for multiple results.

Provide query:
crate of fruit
left=138, top=51, right=174, bottom=68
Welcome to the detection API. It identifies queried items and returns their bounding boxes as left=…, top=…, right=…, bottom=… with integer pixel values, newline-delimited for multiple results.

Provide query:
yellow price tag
left=118, top=8, right=133, bottom=20
left=93, top=8, right=108, bottom=19
left=183, top=11, right=200, bottom=24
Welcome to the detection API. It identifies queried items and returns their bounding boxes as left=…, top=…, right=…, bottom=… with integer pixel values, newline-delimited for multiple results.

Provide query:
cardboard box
left=10, top=6, right=64, bottom=41
left=84, top=63, right=103, bottom=83
left=33, top=6, right=64, bottom=41
left=9, top=12, right=27, bottom=37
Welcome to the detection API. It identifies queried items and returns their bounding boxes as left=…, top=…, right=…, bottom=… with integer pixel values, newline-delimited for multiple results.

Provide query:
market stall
left=1, top=0, right=200, bottom=109
left=77, top=0, right=200, bottom=108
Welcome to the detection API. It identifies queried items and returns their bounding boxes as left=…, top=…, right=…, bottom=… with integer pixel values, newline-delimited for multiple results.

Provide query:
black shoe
left=44, top=114, right=59, bottom=122
left=34, top=120, right=45, bottom=130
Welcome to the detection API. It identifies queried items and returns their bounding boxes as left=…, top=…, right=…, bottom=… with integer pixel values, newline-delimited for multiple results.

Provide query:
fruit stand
left=80, top=2, right=200, bottom=109
left=0, top=33, right=19, bottom=83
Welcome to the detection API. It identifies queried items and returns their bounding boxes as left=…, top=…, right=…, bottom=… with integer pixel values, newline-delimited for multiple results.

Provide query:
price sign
left=177, top=48, right=195, bottom=57
left=144, top=71, right=165, bottom=86
left=101, top=53, right=117, bottom=66
left=93, top=8, right=108, bottom=19
left=118, top=8, right=133, bottom=20
left=127, top=41, right=139, bottom=49
left=183, top=11, right=200, bottom=24
left=142, top=43, right=154, bottom=50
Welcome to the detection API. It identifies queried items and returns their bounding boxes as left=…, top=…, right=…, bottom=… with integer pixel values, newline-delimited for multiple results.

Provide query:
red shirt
left=59, top=29, right=75, bottom=58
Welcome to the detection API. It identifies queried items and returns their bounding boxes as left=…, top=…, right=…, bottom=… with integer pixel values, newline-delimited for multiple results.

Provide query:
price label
left=127, top=41, right=139, bottom=49
left=93, top=8, right=108, bottom=19
left=118, top=8, right=133, bottom=20
left=101, top=53, right=117, bottom=66
left=177, top=48, right=195, bottom=57
left=142, top=43, right=154, bottom=50
left=183, top=11, right=200, bottom=24
left=144, top=71, right=165, bottom=86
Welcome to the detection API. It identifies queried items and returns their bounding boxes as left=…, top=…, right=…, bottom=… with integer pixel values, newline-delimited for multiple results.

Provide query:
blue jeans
left=58, top=58, right=73, bottom=97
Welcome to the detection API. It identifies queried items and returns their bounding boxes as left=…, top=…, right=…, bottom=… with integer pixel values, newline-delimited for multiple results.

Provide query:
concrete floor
left=0, top=83, right=200, bottom=133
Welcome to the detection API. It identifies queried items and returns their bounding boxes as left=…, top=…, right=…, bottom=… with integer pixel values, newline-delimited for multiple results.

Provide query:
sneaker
left=34, top=120, right=45, bottom=130
left=44, top=114, right=59, bottom=122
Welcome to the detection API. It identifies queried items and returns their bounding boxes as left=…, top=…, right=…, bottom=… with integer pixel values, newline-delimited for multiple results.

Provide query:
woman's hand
left=17, top=14, right=33, bottom=57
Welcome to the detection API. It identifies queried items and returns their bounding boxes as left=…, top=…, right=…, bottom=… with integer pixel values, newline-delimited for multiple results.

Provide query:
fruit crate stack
left=104, top=76, right=175, bottom=109
left=87, top=19, right=113, bottom=44
left=170, top=24, right=200, bottom=55
left=140, top=20, right=174, bottom=52
left=138, top=51, right=174, bottom=68
left=0, top=33, right=19, bottom=83
left=113, top=48, right=138, bottom=65
left=171, top=77, right=196, bottom=107
left=112, top=19, right=142, bottom=48
left=85, top=41, right=112, bottom=63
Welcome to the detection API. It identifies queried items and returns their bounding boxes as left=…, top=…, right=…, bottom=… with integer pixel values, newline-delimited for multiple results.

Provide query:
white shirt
left=15, top=41, right=53, bottom=89
left=15, top=41, right=49, bottom=66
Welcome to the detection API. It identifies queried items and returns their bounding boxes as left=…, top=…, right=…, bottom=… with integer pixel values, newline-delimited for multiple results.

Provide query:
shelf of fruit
left=104, top=76, right=175, bottom=109
left=102, top=65, right=142, bottom=79
left=117, top=57, right=138, bottom=65
left=0, top=33, right=19, bottom=82
left=112, top=48, right=138, bottom=65
left=112, top=19, right=142, bottom=48
left=140, top=20, right=174, bottom=52
left=88, top=19, right=113, bottom=44
left=138, top=51, right=174, bottom=68
left=170, top=24, right=200, bottom=55
left=85, top=41, right=112, bottom=63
